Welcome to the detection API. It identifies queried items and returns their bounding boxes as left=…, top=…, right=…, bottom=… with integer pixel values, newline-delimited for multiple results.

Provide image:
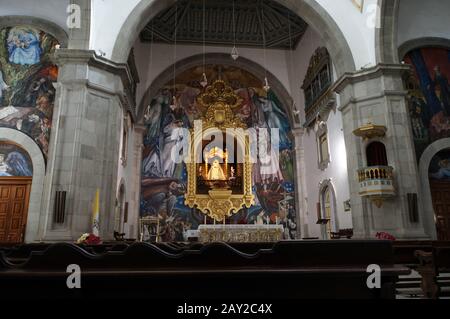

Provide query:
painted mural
left=429, top=149, right=450, bottom=181
left=404, top=47, right=450, bottom=160
left=140, top=65, right=297, bottom=241
left=0, top=142, right=33, bottom=177
left=0, top=26, right=59, bottom=159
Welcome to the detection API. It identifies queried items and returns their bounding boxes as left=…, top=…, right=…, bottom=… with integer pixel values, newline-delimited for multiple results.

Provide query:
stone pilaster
left=39, top=49, right=136, bottom=241
left=334, top=63, right=428, bottom=239
left=291, top=127, right=309, bottom=239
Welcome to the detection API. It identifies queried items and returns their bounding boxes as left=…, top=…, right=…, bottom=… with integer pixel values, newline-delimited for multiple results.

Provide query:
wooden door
left=430, top=180, right=450, bottom=241
left=0, top=177, right=32, bottom=244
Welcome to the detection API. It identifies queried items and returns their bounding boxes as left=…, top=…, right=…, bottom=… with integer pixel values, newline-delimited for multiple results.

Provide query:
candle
left=204, top=215, right=207, bottom=225
left=266, top=216, right=270, bottom=225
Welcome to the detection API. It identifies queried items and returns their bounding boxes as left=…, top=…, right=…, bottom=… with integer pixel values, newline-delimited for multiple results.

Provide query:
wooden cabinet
left=0, top=177, right=32, bottom=244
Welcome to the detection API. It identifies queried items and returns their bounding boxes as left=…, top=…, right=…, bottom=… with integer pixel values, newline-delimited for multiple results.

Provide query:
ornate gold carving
left=185, top=80, right=254, bottom=222
left=353, top=123, right=387, bottom=140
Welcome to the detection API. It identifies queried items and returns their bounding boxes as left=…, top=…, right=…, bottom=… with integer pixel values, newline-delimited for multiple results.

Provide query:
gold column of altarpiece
left=184, top=80, right=254, bottom=222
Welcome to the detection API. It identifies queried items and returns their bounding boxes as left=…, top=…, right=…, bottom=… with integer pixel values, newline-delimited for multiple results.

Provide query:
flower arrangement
left=76, top=233, right=102, bottom=245
left=375, top=232, right=396, bottom=241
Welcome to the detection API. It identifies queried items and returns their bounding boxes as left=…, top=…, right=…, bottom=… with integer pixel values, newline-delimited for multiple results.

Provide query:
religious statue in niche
left=140, top=64, right=297, bottom=241
left=185, top=80, right=254, bottom=222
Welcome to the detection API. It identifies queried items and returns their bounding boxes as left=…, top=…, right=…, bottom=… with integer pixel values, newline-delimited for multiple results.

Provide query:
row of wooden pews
left=393, top=241, right=450, bottom=299
left=0, top=240, right=409, bottom=300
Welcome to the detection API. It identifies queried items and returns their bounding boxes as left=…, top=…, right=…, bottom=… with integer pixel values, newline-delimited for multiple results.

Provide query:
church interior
left=0, top=0, right=450, bottom=302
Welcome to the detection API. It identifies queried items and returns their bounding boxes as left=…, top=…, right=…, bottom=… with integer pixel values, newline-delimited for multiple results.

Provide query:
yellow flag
left=92, top=189, right=100, bottom=236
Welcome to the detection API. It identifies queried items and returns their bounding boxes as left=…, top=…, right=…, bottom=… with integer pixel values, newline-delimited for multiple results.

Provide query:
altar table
left=198, top=224, right=284, bottom=243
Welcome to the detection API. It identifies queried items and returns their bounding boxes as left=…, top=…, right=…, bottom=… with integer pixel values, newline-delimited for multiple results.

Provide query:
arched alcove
left=0, top=128, right=46, bottom=243
left=419, top=138, right=450, bottom=239
left=137, top=53, right=295, bottom=125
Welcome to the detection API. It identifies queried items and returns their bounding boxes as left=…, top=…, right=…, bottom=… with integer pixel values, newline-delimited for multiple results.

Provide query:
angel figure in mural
left=5, top=152, right=32, bottom=176
left=144, top=93, right=170, bottom=140
left=0, top=69, right=10, bottom=105
left=7, top=29, right=42, bottom=66
left=0, top=154, right=12, bottom=176
left=161, top=119, right=185, bottom=178
left=260, top=92, right=291, bottom=148
left=431, top=159, right=450, bottom=180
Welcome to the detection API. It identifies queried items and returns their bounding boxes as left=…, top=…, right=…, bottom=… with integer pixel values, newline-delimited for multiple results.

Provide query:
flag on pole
left=92, top=189, right=100, bottom=237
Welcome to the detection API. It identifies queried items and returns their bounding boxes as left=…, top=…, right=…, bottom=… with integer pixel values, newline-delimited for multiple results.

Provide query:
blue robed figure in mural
left=7, top=30, right=42, bottom=66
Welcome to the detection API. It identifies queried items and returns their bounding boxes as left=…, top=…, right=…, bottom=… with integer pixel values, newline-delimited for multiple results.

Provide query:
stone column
left=39, top=49, right=136, bottom=241
left=335, top=64, right=428, bottom=239
left=291, top=127, right=309, bottom=239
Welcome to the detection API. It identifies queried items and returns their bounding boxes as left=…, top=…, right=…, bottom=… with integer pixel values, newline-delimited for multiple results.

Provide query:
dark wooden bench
left=0, top=240, right=408, bottom=300
left=393, top=241, right=450, bottom=299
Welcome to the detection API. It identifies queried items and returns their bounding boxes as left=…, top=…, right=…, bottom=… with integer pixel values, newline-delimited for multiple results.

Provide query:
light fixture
left=200, top=72, right=208, bottom=88
left=231, top=0, right=239, bottom=60
left=231, top=46, right=239, bottom=61
left=171, top=4, right=178, bottom=108
left=260, top=3, right=269, bottom=92
left=201, top=0, right=208, bottom=87
left=263, top=77, right=270, bottom=92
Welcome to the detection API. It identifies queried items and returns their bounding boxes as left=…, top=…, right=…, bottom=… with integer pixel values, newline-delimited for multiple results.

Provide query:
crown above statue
left=197, top=80, right=243, bottom=109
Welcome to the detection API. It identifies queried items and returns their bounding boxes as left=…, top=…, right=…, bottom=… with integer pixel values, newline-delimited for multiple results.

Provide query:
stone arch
left=137, top=53, right=295, bottom=125
left=375, top=0, right=400, bottom=63
left=318, top=178, right=339, bottom=237
left=419, top=138, right=450, bottom=239
left=0, top=128, right=46, bottom=243
left=111, top=0, right=356, bottom=77
left=0, top=15, right=69, bottom=47
left=398, top=37, right=450, bottom=61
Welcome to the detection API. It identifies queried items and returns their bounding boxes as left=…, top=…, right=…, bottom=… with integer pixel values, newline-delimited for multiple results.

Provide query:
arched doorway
left=318, top=179, right=338, bottom=240
left=0, top=141, right=33, bottom=244
left=429, top=149, right=450, bottom=241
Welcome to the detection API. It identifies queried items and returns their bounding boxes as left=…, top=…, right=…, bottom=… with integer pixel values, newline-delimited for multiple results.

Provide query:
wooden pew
left=0, top=240, right=409, bottom=300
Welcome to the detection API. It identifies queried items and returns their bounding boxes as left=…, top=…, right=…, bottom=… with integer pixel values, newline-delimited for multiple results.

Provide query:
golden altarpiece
left=184, top=80, right=254, bottom=222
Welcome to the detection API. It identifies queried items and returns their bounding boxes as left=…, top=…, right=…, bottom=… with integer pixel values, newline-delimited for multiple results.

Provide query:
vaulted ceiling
left=140, top=0, right=308, bottom=50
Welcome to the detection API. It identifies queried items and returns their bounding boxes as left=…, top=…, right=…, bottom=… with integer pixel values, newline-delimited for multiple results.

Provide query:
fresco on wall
left=404, top=47, right=450, bottom=160
left=429, top=149, right=450, bottom=181
left=0, top=26, right=59, bottom=159
left=140, top=65, right=297, bottom=241
left=0, top=142, right=33, bottom=177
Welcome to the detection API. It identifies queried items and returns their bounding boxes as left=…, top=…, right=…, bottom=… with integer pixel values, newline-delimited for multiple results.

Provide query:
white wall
left=133, top=41, right=291, bottom=108
left=0, top=0, right=69, bottom=31
left=398, top=0, right=450, bottom=48
left=288, top=27, right=352, bottom=238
